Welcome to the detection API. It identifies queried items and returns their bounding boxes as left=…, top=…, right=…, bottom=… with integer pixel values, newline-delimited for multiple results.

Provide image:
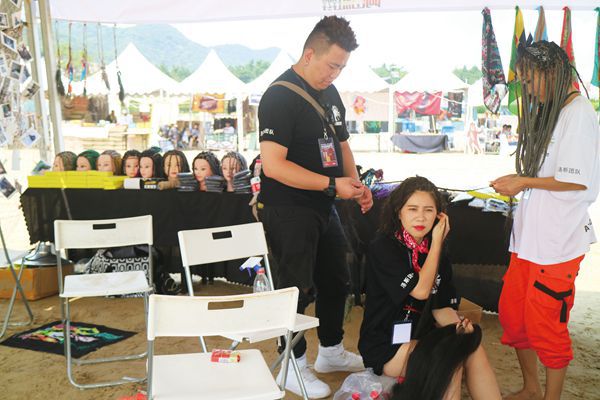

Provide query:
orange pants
left=499, top=253, right=582, bottom=369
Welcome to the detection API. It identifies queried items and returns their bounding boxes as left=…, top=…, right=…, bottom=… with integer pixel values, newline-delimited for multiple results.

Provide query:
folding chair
left=147, top=287, right=298, bottom=400
left=178, top=222, right=319, bottom=400
left=0, top=221, right=33, bottom=339
left=54, top=215, right=154, bottom=389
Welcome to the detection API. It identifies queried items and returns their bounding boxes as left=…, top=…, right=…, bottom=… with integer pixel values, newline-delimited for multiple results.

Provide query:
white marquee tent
left=335, top=60, right=389, bottom=93
left=174, top=49, right=246, bottom=95
left=246, top=51, right=296, bottom=95
left=393, top=68, right=470, bottom=93
left=71, top=43, right=178, bottom=95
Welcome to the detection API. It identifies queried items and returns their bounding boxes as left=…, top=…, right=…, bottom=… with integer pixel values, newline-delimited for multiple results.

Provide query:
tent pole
left=387, top=86, right=395, bottom=142
left=25, top=0, right=50, bottom=162
left=37, top=0, right=64, bottom=154
left=236, top=95, right=244, bottom=151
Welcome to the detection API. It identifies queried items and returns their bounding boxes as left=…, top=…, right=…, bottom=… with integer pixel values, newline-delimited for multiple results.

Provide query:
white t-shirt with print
left=510, top=96, right=600, bottom=265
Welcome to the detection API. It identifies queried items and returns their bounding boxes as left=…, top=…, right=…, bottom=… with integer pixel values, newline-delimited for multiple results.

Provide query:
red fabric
left=395, top=227, right=429, bottom=273
left=499, top=253, right=583, bottom=369
left=394, top=91, right=442, bottom=115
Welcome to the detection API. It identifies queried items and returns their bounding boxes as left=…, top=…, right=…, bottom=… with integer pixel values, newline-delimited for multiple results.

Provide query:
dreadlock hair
left=391, top=324, right=483, bottom=400
left=162, top=150, right=190, bottom=177
left=140, top=149, right=164, bottom=178
left=121, top=149, right=141, bottom=177
left=515, top=40, right=587, bottom=177
left=303, top=15, right=358, bottom=54
left=379, top=176, right=446, bottom=239
left=54, top=151, right=77, bottom=171
left=192, top=151, right=221, bottom=177
left=221, top=151, right=248, bottom=173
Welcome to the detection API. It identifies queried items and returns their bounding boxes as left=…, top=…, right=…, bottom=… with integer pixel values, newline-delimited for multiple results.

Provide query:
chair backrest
left=178, top=222, right=268, bottom=267
left=54, top=215, right=153, bottom=250
left=147, top=287, right=298, bottom=340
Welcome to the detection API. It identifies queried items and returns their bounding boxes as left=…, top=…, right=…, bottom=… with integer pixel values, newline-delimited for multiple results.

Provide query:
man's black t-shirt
left=258, top=68, right=350, bottom=213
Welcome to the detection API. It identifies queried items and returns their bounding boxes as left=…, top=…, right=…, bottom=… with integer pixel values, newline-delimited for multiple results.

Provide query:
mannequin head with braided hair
left=192, top=151, right=221, bottom=191
left=515, top=40, right=586, bottom=177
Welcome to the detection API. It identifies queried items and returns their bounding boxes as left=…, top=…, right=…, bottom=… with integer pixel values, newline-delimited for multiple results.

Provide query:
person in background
left=491, top=41, right=600, bottom=400
left=258, top=15, right=372, bottom=398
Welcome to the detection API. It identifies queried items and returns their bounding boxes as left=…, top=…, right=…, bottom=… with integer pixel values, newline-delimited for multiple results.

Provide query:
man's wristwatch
left=323, top=176, right=336, bottom=198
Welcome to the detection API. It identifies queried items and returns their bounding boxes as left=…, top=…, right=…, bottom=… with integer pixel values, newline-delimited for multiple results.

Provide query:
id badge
left=318, top=137, right=338, bottom=168
left=522, top=188, right=531, bottom=200
left=392, top=321, right=412, bottom=345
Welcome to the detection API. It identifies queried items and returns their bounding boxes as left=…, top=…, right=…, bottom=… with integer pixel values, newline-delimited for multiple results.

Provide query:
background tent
left=71, top=43, right=178, bottom=95
left=393, top=67, right=469, bottom=93
left=246, top=51, right=295, bottom=95
left=174, top=49, right=246, bottom=95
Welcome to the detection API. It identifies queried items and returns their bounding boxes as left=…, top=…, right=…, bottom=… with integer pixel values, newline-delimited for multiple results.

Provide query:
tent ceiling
left=174, top=49, right=246, bottom=94
left=49, top=0, right=598, bottom=23
left=393, top=68, right=469, bottom=92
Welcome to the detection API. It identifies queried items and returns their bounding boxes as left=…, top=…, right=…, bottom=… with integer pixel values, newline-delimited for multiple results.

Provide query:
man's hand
left=335, top=177, right=364, bottom=200
left=490, top=174, right=524, bottom=196
left=355, top=184, right=373, bottom=214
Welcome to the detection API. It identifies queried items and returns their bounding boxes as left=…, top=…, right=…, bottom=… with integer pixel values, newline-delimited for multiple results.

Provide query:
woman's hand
left=456, top=316, right=474, bottom=334
left=490, top=174, right=525, bottom=196
left=432, top=212, right=450, bottom=243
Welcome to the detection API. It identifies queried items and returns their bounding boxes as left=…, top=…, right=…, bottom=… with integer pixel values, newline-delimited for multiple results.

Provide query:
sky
left=174, top=8, right=598, bottom=88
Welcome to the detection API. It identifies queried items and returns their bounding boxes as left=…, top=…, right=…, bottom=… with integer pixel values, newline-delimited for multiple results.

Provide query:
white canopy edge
left=49, top=0, right=599, bottom=24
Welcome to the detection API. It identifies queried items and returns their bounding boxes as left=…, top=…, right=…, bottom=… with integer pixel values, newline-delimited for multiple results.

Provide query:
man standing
left=258, top=16, right=373, bottom=398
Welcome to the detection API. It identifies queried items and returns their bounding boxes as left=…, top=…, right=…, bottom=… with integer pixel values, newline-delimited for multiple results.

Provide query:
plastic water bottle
left=252, top=267, right=270, bottom=293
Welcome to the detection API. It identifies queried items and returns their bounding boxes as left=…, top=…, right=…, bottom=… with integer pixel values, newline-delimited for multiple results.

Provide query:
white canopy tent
left=393, top=68, right=470, bottom=93
left=48, top=0, right=597, bottom=23
left=174, top=49, right=247, bottom=95
left=33, top=0, right=600, bottom=153
left=335, top=61, right=389, bottom=93
left=71, top=43, right=178, bottom=95
left=246, top=51, right=296, bottom=95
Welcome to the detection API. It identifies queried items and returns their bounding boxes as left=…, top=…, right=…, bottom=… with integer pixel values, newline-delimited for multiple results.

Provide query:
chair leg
left=184, top=267, right=208, bottom=352
left=0, top=257, right=34, bottom=339
left=63, top=296, right=148, bottom=389
left=290, top=352, right=309, bottom=400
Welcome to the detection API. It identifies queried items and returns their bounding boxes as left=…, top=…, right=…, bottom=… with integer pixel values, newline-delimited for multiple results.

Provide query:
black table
left=391, top=133, right=448, bottom=153
left=21, top=189, right=510, bottom=310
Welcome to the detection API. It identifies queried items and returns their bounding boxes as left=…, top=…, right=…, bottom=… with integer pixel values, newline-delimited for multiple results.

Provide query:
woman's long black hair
left=391, top=324, right=482, bottom=400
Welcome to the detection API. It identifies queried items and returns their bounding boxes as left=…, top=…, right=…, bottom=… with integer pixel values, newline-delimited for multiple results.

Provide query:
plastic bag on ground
left=333, top=368, right=396, bottom=400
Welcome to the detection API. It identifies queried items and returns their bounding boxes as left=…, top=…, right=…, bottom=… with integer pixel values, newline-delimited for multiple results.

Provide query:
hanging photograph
left=8, top=60, right=21, bottom=80
left=22, top=80, right=39, bottom=99
left=19, top=64, right=29, bottom=83
left=0, top=124, right=8, bottom=147
left=0, top=55, right=7, bottom=76
left=2, top=32, right=17, bottom=53
left=0, top=13, right=9, bottom=29
left=0, top=175, right=16, bottom=199
left=20, top=128, right=39, bottom=148
left=17, top=44, right=31, bottom=61
left=11, top=12, right=22, bottom=29
left=0, top=159, right=5, bottom=174
left=2, top=103, right=12, bottom=118
left=8, top=0, right=22, bottom=8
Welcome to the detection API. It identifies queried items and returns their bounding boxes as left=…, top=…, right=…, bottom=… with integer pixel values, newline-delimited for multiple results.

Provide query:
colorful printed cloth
left=481, top=7, right=507, bottom=114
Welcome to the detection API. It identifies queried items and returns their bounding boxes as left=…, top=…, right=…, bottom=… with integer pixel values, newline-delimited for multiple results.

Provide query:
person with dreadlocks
left=491, top=41, right=600, bottom=400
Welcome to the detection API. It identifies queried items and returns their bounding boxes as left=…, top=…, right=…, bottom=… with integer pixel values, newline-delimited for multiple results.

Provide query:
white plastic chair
left=178, top=222, right=319, bottom=399
left=54, top=215, right=154, bottom=389
left=147, top=287, right=298, bottom=400
left=0, top=222, right=33, bottom=339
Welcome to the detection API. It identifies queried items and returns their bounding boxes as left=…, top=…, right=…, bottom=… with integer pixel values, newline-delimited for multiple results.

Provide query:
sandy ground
left=1, top=149, right=599, bottom=399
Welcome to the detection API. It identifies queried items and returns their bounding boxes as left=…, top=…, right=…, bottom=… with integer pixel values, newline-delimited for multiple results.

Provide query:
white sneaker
left=314, top=343, right=365, bottom=373
left=276, top=354, right=331, bottom=399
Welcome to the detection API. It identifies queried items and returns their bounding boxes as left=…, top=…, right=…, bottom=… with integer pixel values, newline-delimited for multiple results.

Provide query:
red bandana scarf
left=395, top=227, right=429, bottom=272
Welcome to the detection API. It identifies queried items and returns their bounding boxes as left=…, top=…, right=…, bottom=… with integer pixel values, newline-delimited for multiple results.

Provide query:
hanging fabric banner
left=508, top=6, right=525, bottom=115
left=592, top=7, right=599, bottom=90
left=394, top=91, right=441, bottom=116
left=560, top=7, right=579, bottom=90
left=534, top=6, right=548, bottom=42
left=481, top=7, right=507, bottom=114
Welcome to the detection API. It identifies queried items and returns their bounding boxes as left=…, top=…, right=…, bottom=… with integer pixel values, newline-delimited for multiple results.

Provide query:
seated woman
left=192, top=151, right=221, bottom=192
left=220, top=151, right=247, bottom=192
left=97, top=150, right=122, bottom=174
left=139, top=149, right=164, bottom=179
left=76, top=150, right=99, bottom=171
left=121, top=150, right=141, bottom=178
left=358, top=176, right=500, bottom=400
left=52, top=151, right=77, bottom=171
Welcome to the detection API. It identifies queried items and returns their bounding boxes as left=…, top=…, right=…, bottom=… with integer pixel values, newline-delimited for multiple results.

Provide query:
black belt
left=533, top=281, right=572, bottom=323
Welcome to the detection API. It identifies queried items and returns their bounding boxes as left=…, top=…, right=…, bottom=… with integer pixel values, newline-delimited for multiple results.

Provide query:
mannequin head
left=163, top=150, right=190, bottom=180
left=139, top=149, right=164, bottom=179
left=53, top=151, right=77, bottom=171
left=121, top=150, right=141, bottom=177
left=97, top=150, right=122, bottom=174
left=76, top=150, right=99, bottom=171
left=220, top=151, right=248, bottom=182
left=192, top=151, right=221, bottom=190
